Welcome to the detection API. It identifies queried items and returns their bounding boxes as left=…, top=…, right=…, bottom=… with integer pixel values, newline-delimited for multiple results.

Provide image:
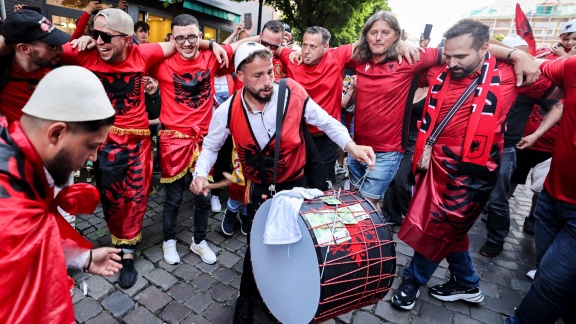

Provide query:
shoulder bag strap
left=270, top=79, right=287, bottom=195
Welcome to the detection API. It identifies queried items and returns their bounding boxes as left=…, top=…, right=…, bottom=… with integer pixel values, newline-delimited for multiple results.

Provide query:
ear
left=46, top=122, right=68, bottom=146
left=15, top=43, right=33, bottom=54
left=236, top=69, right=245, bottom=83
left=479, top=42, right=489, bottom=55
left=199, top=32, right=203, bottom=40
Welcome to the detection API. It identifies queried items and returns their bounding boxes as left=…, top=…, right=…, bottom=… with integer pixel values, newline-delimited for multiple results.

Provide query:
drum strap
left=270, top=79, right=288, bottom=196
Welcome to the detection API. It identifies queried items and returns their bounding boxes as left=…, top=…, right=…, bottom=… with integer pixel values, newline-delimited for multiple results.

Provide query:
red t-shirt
left=540, top=57, right=576, bottom=205
left=280, top=44, right=352, bottom=133
left=60, top=43, right=165, bottom=129
left=421, top=62, right=553, bottom=139
left=522, top=104, right=559, bottom=153
left=0, top=60, right=50, bottom=124
left=150, top=45, right=233, bottom=136
left=350, top=48, right=442, bottom=152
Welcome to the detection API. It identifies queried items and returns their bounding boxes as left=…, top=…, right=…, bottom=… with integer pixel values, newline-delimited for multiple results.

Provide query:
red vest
left=228, top=79, right=307, bottom=185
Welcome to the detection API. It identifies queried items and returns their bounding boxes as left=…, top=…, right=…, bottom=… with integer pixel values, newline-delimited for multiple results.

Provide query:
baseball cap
left=234, top=41, right=270, bottom=72
left=1, top=9, right=70, bottom=46
left=22, top=66, right=115, bottom=122
left=94, top=8, right=134, bottom=36
left=559, top=19, right=576, bottom=36
left=501, top=34, right=528, bottom=48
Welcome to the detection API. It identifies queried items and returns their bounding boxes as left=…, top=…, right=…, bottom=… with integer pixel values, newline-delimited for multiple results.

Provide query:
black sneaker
left=239, top=214, right=250, bottom=236
left=479, top=241, right=503, bottom=257
left=429, top=277, right=484, bottom=303
left=221, top=209, right=237, bottom=236
left=391, top=278, right=420, bottom=310
left=233, top=295, right=253, bottom=324
left=118, top=258, right=138, bottom=289
left=523, top=216, right=535, bottom=235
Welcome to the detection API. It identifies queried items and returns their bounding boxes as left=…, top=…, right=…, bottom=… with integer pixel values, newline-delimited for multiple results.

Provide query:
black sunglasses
left=260, top=40, right=280, bottom=51
left=91, top=29, right=127, bottom=43
left=173, top=34, right=200, bottom=45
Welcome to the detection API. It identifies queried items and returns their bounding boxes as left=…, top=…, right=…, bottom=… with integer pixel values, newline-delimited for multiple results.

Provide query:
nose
left=95, top=35, right=105, bottom=45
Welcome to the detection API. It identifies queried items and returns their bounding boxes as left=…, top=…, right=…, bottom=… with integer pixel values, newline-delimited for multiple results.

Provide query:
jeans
left=163, top=176, right=211, bottom=243
left=511, top=190, right=576, bottom=323
left=227, top=198, right=247, bottom=215
left=403, top=250, right=479, bottom=288
left=485, top=146, right=517, bottom=245
left=348, top=151, right=402, bottom=200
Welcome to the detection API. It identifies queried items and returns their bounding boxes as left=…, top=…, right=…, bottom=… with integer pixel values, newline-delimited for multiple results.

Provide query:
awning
left=183, top=0, right=241, bottom=22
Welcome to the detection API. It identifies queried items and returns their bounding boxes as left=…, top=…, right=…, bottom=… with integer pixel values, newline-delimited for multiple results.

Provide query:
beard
left=451, top=55, right=483, bottom=80
left=31, top=50, right=59, bottom=69
left=246, top=85, right=273, bottom=103
left=46, top=148, right=76, bottom=188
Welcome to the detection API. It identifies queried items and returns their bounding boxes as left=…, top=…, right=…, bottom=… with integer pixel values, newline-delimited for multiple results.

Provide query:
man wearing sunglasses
left=258, top=20, right=288, bottom=81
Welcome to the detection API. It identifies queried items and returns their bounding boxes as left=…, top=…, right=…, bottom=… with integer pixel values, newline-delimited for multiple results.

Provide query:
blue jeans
left=510, top=190, right=576, bottom=323
left=348, top=151, right=402, bottom=200
left=227, top=198, right=247, bottom=215
left=163, top=176, right=210, bottom=243
left=485, top=146, right=517, bottom=245
left=403, top=250, right=479, bottom=288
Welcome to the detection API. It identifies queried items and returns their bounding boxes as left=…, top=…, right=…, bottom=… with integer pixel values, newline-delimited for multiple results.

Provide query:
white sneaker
left=526, top=270, right=537, bottom=280
left=163, top=239, right=181, bottom=264
left=190, top=238, right=217, bottom=264
left=211, top=195, right=222, bottom=213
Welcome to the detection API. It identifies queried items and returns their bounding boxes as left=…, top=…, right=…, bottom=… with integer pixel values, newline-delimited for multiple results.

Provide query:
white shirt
left=194, top=83, right=353, bottom=178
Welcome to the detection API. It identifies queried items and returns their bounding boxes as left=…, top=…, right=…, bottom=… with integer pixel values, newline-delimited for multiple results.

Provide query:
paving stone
left=134, top=286, right=172, bottom=313
left=174, top=263, right=202, bottom=282
left=470, top=305, right=504, bottom=323
left=479, top=269, right=509, bottom=286
left=161, top=301, right=192, bottom=324
left=117, top=276, right=148, bottom=297
left=499, top=286, right=524, bottom=306
left=411, top=316, right=436, bottom=324
left=230, top=275, right=242, bottom=290
left=167, top=283, right=197, bottom=303
left=210, top=282, right=237, bottom=302
left=206, top=230, right=226, bottom=245
left=143, top=268, right=178, bottom=290
left=394, top=242, right=414, bottom=256
left=350, top=310, right=381, bottom=323
left=196, top=260, right=220, bottom=273
left=202, top=302, right=234, bottom=324
left=85, top=311, right=119, bottom=324
left=85, top=275, right=114, bottom=300
left=479, top=280, right=500, bottom=299
left=453, top=313, right=483, bottom=324
left=213, top=267, right=238, bottom=285
left=493, top=258, right=519, bottom=270
left=134, top=258, right=155, bottom=274
left=72, top=287, right=86, bottom=304
left=191, top=273, right=217, bottom=292
left=184, top=292, right=213, bottom=314
left=510, top=278, right=532, bottom=293
left=217, top=250, right=242, bottom=268
left=443, top=300, right=470, bottom=315
left=158, top=259, right=180, bottom=272
left=123, top=306, right=162, bottom=324
left=375, top=301, right=412, bottom=323
left=336, top=310, right=355, bottom=323
left=101, top=291, right=134, bottom=318
left=74, top=298, right=103, bottom=323
left=420, top=300, right=454, bottom=323
left=220, top=237, right=245, bottom=252
left=142, top=245, right=163, bottom=263
left=181, top=314, right=212, bottom=324
left=483, top=296, right=516, bottom=317
left=232, top=259, right=244, bottom=273
left=182, top=251, right=202, bottom=265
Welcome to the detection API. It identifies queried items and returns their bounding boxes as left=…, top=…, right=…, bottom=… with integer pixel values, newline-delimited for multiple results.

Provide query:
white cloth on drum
left=530, top=158, right=551, bottom=193
left=264, top=188, right=324, bottom=245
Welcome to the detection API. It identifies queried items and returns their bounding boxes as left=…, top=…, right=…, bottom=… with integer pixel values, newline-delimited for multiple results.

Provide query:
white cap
left=501, top=34, right=528, bottom=48
left=22, top=66, right=115, bottom=122
left=234, top=41, right=270, bottom=72
left=94, top=8, right=134, bottom=35
left=559, top=19, right=576, bottom=36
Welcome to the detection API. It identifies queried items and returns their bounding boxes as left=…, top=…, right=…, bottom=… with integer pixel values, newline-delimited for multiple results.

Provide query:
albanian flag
left=515, top=3, right=536, bottom=55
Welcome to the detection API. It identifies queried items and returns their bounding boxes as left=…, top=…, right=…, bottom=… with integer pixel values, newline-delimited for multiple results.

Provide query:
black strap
left=272, top=79, right=288, bottom=187
left=427, top=77, right=479, bottom=145
left=402, top=74, right=420, bottom=150
left=302, top=117, right=331, bottom=189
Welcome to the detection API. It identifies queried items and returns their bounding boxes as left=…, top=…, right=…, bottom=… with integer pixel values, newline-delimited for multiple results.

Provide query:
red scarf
left=413, top=53, right=501, bottom=172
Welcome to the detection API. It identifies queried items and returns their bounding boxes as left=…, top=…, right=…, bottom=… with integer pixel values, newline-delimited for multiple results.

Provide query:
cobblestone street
left=71, top=174, right=538, bottom=323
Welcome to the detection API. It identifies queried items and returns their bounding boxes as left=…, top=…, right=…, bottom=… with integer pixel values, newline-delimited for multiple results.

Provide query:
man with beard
left=0, top=66, right=122, bottom=323
left=391, top=19, right=555, bottom=311
left=190, top=42, right=376, bottom=323
left=0, top=9, right=69, bottom=124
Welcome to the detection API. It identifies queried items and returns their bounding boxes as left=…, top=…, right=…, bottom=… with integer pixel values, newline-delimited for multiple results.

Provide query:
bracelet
left=209, top=39, right=214, bottom=51
left=507, top=48, right=517, bottom=63
left=83, top=250, right=92, bottom=273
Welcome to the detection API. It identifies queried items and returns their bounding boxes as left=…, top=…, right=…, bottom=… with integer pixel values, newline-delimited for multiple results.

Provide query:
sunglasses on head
left=260, top=40, right=280, bottom=50
left=173, top=34, right=200, bottom=45
left=90, top=29, right=127, bottom=43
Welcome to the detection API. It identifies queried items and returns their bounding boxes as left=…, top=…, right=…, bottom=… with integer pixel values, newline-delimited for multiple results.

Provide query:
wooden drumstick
left=202, top=172, right=234, bottom=190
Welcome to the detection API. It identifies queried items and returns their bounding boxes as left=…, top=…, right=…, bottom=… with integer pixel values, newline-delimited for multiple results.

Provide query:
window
left=203, top=26, right=217, bottom=40
left=546, top=30, right=553, bottom=35
left=534, top=29, right=543, bottom=35
left=218, top=30, right=232, bottom=43
left=145, top=13, right=172, bottom=43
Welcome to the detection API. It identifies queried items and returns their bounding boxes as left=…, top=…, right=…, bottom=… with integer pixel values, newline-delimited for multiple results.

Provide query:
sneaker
left=239, top=214, right=250, bottom=236
left=163, top=239, right=181, bottom=264
left=233, top=295, right=253, bottom=324
left=391, top=278, right=420, bottom=310
left=221, top=209, right=238, bottom=236
left=118, top=258, right=138, bottom=289
left=335, top=165, right=347, bottom=175
left=211, top=195, right=222, bottom=213
left=526, top=269, right=537, bottom=280
left=190, top=239, right=217, bottom=264
left=479, top=241, right=503, bottom=257
left=429, top=278, right=484, bottom=303
left=523, top=216, right=535, bottom=235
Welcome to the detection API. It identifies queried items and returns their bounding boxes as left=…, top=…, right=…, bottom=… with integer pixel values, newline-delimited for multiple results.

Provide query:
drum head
left=251, top=200, right=321, bottom=324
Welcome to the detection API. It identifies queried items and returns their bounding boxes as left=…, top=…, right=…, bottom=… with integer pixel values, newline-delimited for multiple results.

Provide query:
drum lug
left=268, top=184, right=276, bottom=196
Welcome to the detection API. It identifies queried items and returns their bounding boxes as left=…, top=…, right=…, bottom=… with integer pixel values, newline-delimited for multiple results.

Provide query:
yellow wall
left=148, top=20, right=172, bottom=43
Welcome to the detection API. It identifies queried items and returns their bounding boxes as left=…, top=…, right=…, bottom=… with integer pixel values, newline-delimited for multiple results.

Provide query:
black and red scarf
left=414, top=52, right=501, bottom=170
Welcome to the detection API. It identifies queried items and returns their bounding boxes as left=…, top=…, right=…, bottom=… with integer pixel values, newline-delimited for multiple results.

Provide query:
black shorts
left=510, top=148, right=552, bottom=185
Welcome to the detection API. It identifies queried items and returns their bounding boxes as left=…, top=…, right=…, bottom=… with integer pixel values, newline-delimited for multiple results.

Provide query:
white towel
left=263, top=187, right=324, bottom=245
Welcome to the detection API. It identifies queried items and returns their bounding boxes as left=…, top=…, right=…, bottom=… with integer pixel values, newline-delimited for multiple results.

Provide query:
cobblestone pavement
left=72, top=174, right=538, bottom=323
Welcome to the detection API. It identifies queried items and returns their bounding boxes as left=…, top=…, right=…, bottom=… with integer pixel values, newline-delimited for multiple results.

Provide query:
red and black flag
left=515, top=3, right=536, bottom=55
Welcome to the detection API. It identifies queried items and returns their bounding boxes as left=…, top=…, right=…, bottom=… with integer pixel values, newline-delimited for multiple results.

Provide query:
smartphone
left=91, top=1, right=101, bottom=15
left=244, top=13, right=252, bottom=30
left=25, top=6, right=42, bottom=13
left=423, top=24, right=433, bottom=40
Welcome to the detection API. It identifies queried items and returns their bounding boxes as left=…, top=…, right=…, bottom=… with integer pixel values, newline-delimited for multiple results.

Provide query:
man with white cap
left=0, top=9, right=70, bottom=124
left=190, top=41, right=376, bottom=324
left=0, top=65, right=122, bottom=323
left=478, top=34, right=563, bottom=257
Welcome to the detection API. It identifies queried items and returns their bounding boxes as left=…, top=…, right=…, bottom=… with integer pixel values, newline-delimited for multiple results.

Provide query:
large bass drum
left=251, top=190, right=396, bottom=323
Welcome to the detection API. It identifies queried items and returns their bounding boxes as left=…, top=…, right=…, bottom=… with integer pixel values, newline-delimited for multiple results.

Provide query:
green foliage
left=492, top=34, right=505, bottom=42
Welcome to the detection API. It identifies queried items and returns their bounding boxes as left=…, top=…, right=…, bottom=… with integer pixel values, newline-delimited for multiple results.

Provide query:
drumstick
left=202, top=172, right=234, bottom=190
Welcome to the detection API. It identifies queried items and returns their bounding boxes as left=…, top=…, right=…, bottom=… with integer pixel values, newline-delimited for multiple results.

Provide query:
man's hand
left=212, top=42, right=229, bottom=68
left=142, top=76, right=158, bottom=94
left=289, top=50, right=303, bottom=65
left=14, top=4, right=26, bottom=11
left=84, top=1, right=103, bottom=14
left=87, top=247, right=123, bottom=276
left=71, top=35, right=96, bottom=52
left=516, top=134, right=539, bottom=150
left=345, top=142, right=375, bottom=170
left=419, top=34, right=431, bottom=48
left=397, top=40, right=425, bottom=65
left=510, top=49, right=540, bottom=86
left=190, top=176, right=210, bottom=196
